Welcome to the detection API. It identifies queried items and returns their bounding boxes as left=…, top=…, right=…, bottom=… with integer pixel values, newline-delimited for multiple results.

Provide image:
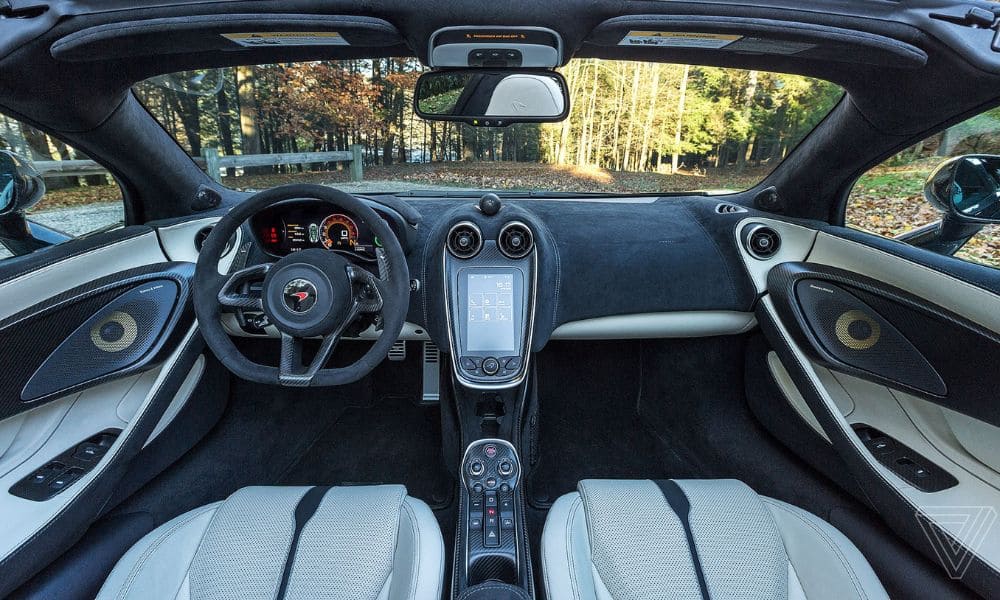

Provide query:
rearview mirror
left=924, top=154, right=1000, bottom=224
left=0, top=150, right=45, bottom=216
left=414, top=69, right=569, bottom=126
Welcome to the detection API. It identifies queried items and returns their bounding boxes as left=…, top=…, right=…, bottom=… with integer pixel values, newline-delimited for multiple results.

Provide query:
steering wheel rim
left=193, top=183, right=410, bottom=387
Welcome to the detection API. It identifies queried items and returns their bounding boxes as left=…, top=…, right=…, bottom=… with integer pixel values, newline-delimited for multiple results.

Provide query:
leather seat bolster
left=762, top=498, right=888, bottom=600
left=97, top=486, right=444, bottom=600
left=98, top=502, right=222, bottom=600
left=542, top=480, right=890, bottom=600
left=386, top=496, right=446, bottom=600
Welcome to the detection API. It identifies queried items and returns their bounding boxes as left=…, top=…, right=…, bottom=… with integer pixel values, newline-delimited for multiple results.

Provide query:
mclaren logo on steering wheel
left=282, top=278, right=318, bottom=313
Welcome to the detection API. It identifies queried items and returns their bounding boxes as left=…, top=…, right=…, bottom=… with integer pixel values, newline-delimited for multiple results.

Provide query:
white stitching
left=400, top=499, right=421, bottom=599
left=763, top=498, right=869, bottom=600
left=112, top=503, right=218, bottom=600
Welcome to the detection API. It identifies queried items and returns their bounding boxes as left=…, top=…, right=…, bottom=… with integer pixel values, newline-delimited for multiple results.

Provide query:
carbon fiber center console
left=454, top=439, right=533, bottom=597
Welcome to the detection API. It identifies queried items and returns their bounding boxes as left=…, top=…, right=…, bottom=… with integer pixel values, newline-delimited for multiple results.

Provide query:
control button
left=460, top=356, right=482, bottom=371
left=484, top=444, right=498, bottom=458
left=73, top=442, right=106, bottom=462
left=48, top=468, right=82, bottom=493
left=500, top=483, right=510, bottom=493
left=499, top=497, right=514, bottom=511
left=469, top=460, right=485, bottom=477
left=503, top=356, right=521, bottom=371
left=481, top=357, right=500, bottom=375
left=470, top=496, right=483, bottom=511
left=486, top=514, right=498, bottom=527
left=484, top=526, right=500, bottom=547
left=486, top=506, right=497, bottom=518
left=470, top=516, right=483, bottom=529
left=498, top=460, right=514, bottom=476
left=485, top=477, right=497, bottom=489
left=485, top=491, right=498, bottom=507
left=502, top=516, right=515, bottom=529
left=472, top=483, right=483, bottom=494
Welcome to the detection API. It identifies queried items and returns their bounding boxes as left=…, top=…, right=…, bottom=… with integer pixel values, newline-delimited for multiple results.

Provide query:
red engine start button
left=485, top=444, right=497, bottom=458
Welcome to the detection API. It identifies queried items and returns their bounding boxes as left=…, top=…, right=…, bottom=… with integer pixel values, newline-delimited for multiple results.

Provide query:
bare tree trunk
left=671, top=65, right=690, bottom=174
left=638, top=64, right=660, bottom=173
left=236, top=66, right=267, bottom=174
left=623, top=63, right=642, bottom=172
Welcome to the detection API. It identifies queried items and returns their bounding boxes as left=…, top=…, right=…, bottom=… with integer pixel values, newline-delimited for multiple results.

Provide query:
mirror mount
left=414, top=68, right=570, bottom=127
left=899, top=154, right=1000, bottom=256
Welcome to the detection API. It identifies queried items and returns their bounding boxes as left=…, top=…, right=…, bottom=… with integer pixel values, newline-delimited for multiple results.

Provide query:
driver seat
left=97, top=485, right=444, bottom=600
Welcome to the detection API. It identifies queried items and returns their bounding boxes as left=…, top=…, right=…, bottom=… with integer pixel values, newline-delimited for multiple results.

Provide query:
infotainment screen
left=466, top=272, right=517, bottom=353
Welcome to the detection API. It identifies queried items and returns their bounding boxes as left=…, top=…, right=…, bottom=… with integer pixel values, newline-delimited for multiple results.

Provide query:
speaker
left=794, top=279, right=946, bottom=396
left=22, top=280, right=180, bottom=401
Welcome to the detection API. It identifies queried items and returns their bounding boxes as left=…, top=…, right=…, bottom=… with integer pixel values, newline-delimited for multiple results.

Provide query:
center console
left=444, top=218, right=535, bottom=389
left=442, top=196, right=539, bottom=598
left=454, top=439, right=533, bottom=597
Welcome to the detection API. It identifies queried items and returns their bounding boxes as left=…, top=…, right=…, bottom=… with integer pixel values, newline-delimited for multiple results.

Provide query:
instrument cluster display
left=251, top=201, right=385, bottom=260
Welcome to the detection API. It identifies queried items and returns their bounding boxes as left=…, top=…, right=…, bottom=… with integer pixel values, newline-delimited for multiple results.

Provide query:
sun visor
left=586, top=15, right=927, bottom=69
left=50, top=14, right=403, bottom=63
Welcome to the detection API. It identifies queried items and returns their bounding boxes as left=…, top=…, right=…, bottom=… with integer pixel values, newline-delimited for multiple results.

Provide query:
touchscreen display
left=467, top=273, right=516, bottom=353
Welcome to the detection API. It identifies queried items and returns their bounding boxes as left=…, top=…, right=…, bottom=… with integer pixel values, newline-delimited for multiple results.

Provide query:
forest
left=0, top=58, right=997, bottom=267
left=121, top=58, right=843, bottom=177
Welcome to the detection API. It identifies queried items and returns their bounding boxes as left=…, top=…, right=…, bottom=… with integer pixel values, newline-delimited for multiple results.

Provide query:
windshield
left=135, top=60, right=841, bottom=196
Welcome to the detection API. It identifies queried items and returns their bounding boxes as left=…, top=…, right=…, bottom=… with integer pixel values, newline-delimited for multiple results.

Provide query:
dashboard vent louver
left=716, top=203, right=747, bottom=214
left=498, top=222, right=534, bottom=259
left=194, top=226, right=214, bottom=251
left=447, top=222, right=483, bottom=259
left=743, top=224, right=781, bottom=260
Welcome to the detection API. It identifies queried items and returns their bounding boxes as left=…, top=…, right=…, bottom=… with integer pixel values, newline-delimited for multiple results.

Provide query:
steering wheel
left=193, top=184, right=410, bottom=387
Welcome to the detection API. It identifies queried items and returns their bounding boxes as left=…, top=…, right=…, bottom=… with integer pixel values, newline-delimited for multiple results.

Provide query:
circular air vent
left=195, top=226, right=236, bottom=257
left=447, top=222, right=483, bottom=259
left=743, top=224, right=781, bottom=260
left=498, top=222, right=534, bottom=259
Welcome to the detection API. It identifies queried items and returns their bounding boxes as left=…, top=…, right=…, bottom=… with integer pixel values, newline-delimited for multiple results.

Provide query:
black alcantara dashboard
left=228, top=193, right=765, bottom=390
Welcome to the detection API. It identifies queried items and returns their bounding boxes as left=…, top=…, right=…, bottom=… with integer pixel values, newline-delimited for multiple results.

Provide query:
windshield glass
left=136, top=60, right=842, bottom=195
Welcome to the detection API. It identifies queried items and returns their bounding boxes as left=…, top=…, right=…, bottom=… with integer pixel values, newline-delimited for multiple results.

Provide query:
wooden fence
left=31, top=145, right=364, bottom=183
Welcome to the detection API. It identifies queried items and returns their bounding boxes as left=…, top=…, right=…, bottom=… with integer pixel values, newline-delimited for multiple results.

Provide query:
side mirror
left=0, top=150, right=45, bottom=216
left=414, top=69, right=569, bottom=126
left=899, top=155, right=1000, bottom=256
left=924, top=155, right=1000, bottom=224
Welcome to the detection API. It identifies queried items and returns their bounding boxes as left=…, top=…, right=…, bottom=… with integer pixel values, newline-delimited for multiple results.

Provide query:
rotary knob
left=482, top=357, right=500, bottom=375
left=498, top=460, right=514, bottom=476
left=469, top=460, right=485, bottom=477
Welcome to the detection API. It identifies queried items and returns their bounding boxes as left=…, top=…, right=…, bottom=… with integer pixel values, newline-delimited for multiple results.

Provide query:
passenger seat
left=541, top=479, right=888, bottom=600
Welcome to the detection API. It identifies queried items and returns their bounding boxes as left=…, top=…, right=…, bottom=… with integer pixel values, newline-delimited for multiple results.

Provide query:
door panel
left=738, top=218, right=1000, bottom=597
left=0, top=225, right=223, bottom=596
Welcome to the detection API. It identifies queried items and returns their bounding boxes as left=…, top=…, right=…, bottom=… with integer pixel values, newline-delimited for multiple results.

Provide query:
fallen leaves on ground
left=36, top=159, right=999, bottom=268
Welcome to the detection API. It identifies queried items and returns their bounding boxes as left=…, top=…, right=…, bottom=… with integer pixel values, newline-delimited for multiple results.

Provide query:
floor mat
left=113, top=340, right=453, bottom=523
left=527, top=341, right=700, bottom=507
left=279, top=393, right=454, bottom=508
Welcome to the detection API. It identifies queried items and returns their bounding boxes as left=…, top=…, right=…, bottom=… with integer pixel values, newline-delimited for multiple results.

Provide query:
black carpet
left=527, top=340, right=700, bottom=507
left=113, top=340, right=453, bottom=523
left=279, top=393, right=454, bottom=508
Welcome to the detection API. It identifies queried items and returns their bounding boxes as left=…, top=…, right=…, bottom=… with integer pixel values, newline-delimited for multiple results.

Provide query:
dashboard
left=249, top=200, right=393, bottom=261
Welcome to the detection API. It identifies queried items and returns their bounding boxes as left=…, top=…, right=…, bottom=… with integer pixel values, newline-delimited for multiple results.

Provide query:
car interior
left=2, top=0, right=1000, bottom=598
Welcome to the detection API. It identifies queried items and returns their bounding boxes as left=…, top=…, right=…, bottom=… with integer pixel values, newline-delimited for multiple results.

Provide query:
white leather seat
left=542, top=479, right=889, bottom=600
left=97, top=485, right=444, bottom=600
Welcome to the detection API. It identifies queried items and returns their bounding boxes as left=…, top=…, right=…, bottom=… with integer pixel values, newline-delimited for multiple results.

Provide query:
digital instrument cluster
left=251, top=201, right=384, bottom=260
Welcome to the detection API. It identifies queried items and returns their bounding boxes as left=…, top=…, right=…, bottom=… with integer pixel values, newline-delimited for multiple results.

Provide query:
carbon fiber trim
left=0, top=262, right=195, bottom=421
left=768, top=261, right=1000, bottom=428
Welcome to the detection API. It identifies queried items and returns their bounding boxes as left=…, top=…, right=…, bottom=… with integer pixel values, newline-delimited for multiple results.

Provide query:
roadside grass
left=37, top=160, right=998, bottom=268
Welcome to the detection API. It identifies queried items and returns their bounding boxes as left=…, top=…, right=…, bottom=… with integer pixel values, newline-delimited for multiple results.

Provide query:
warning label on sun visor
left=221, top=32, right=350, bottom=47
left=618, top=31, right=742, bottom=49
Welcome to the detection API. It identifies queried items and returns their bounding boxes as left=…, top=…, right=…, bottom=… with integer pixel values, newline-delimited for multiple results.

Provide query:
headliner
left=2, top=0, right=1000, bottom=222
